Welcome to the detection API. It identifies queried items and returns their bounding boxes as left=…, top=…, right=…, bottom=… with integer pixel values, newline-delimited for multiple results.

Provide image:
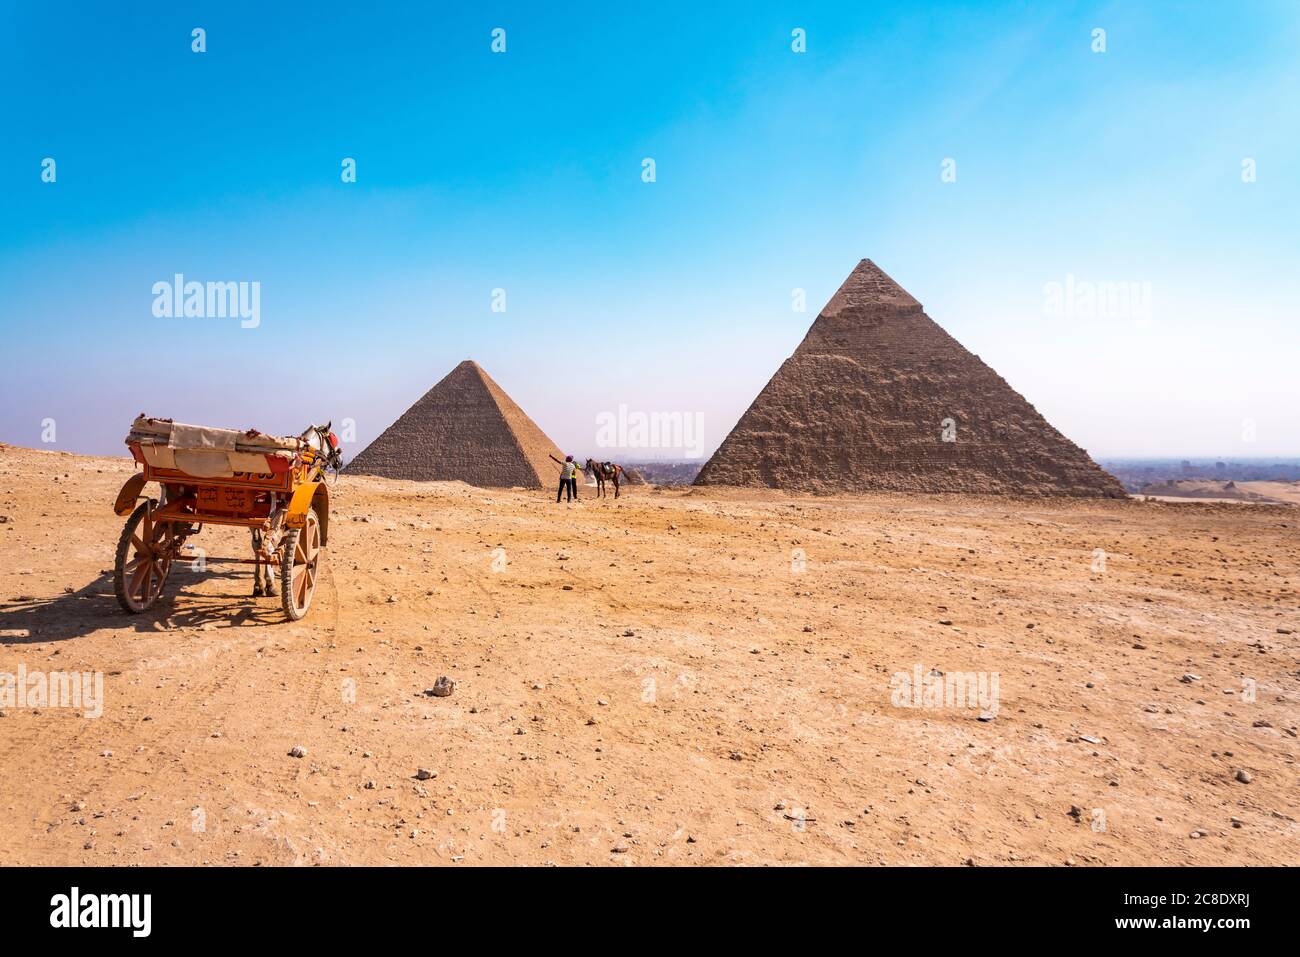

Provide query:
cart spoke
left=126, top=557, right=148, bottom=600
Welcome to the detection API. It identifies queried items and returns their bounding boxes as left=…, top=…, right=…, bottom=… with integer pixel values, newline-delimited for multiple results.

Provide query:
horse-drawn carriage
left=113, top=415, right=342, bottom=621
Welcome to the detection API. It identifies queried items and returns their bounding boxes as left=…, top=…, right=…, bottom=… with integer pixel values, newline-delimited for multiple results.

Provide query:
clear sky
left=2, top=1, right=1297, bottom=460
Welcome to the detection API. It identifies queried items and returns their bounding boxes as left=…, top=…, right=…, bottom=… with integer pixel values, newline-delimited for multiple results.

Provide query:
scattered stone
left=428, top=677, right=455, bottom=697
left=1234, top=769, right=1253, bottom=784
left=977, top=711, right=995, bottom=722
left=415, top=768, right=435, bottom=781
left=288, top=746, right=306, bottom=758
left=938, top=619, right=953, bottom=626
left=1180, top=674, right=1201, bottom=683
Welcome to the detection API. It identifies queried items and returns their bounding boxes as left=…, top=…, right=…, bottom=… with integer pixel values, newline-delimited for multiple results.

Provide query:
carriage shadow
left=0, top=567, right=291, bottom=646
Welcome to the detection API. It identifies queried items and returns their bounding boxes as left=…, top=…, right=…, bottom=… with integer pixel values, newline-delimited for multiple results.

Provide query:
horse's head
left=303, top=422, right=342, bottom=470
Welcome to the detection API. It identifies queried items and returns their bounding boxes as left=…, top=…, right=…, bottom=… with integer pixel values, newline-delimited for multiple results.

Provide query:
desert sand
left=1138, top=479, right=1300, bottom=507
left=0, top=443, right=1295, bottom=866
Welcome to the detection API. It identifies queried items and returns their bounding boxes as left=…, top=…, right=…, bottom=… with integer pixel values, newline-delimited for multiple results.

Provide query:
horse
left=251, top=527, right=277, bottom=597
left=583, top=458, right=624, bottom=498
left=252, top=422, right=340, bottom=597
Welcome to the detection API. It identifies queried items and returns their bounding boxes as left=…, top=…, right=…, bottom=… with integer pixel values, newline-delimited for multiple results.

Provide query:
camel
left=584, top=458, right=625, bottom=498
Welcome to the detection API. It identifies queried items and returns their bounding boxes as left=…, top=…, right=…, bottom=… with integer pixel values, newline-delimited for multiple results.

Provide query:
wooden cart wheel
left=114, top=500, right=176, bottom=613
left=280, top=507, right=321, bottom=621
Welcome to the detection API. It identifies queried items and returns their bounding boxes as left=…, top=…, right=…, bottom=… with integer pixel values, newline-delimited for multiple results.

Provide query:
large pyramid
left=695, top=260, right=1125, bottom=497
left=347, top=360, right=564, bottom=488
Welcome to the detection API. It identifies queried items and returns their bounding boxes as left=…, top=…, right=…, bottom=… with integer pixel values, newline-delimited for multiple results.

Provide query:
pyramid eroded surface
left=695, top=260, right=1125, bottom=497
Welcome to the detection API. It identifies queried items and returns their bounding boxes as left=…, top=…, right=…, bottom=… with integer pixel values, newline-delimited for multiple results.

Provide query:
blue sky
left=1, top=1, right=1297, bottom=459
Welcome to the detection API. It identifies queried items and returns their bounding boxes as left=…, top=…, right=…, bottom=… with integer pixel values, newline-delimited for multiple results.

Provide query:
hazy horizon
left=3, top=2, right=1297, bottom=462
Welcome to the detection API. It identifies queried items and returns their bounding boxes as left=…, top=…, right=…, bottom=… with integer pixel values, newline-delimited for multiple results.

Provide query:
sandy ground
left=0, top=443, right=1296, bottom=866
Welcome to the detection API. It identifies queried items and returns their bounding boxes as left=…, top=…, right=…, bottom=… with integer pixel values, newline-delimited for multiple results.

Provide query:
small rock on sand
left=428, top=677, right=455, bottom=697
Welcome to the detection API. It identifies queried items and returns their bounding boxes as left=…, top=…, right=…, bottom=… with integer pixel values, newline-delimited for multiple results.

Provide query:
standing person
left=549, top=454, right=580, bottom=503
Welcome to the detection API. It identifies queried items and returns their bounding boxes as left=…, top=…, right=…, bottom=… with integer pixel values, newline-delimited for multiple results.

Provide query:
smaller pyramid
left=347, top=360, right=564, bottom=488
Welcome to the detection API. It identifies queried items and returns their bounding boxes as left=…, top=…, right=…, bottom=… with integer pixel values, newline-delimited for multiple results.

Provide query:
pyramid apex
left=823, top=258, right=920, bottom=312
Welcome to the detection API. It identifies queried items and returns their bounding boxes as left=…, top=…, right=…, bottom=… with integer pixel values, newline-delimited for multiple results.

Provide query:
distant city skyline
left=2, top=2, right=1297, bottom=460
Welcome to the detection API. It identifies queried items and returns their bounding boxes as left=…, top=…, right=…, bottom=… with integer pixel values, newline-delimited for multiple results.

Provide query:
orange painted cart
left=113, top=415, right=342, bottom=621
